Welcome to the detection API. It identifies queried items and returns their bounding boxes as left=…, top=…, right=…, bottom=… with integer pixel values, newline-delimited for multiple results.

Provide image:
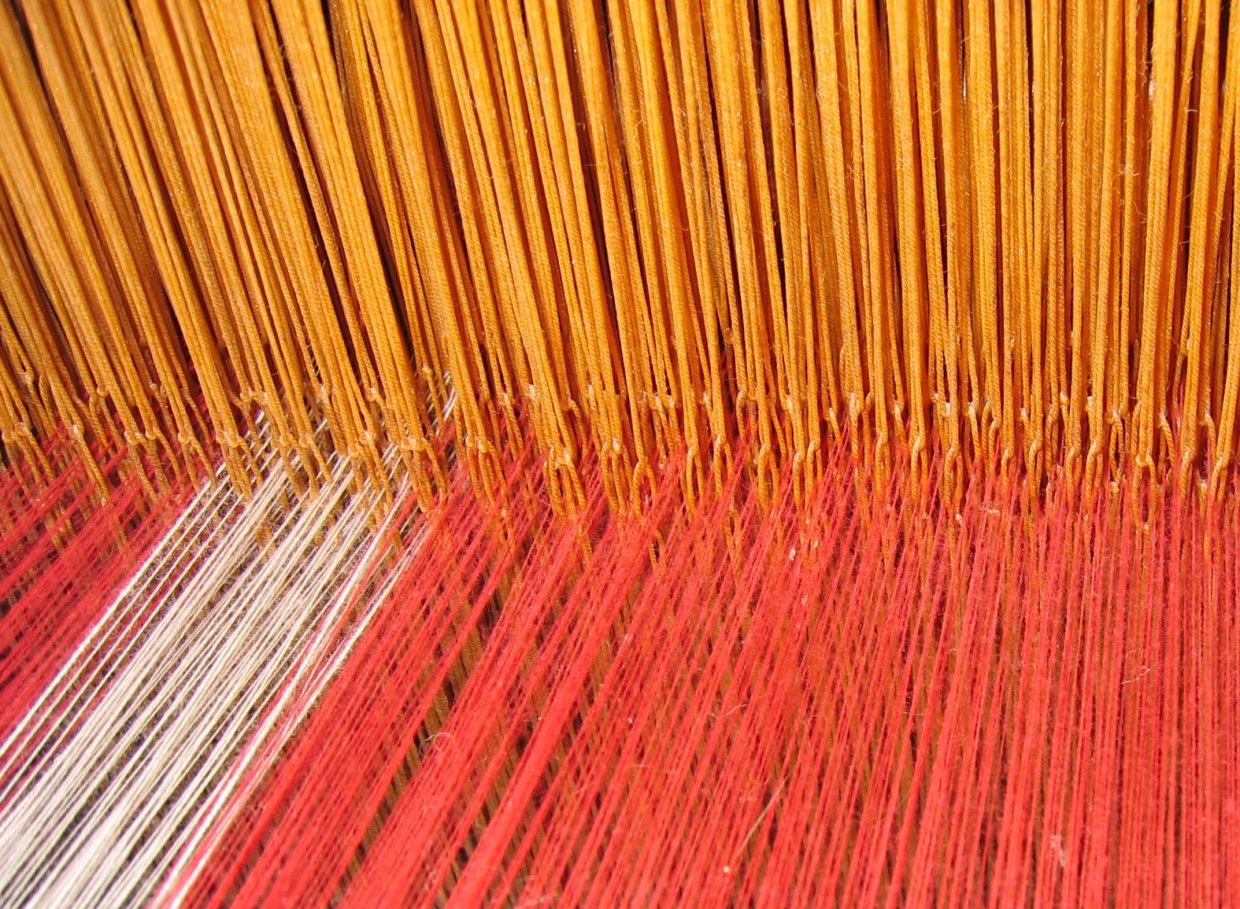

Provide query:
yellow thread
left=0, top=0, right=1234, bottom=505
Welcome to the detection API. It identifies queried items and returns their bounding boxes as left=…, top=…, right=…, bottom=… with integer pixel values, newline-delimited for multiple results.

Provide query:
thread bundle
left=2, top=432, right=1237, bottom=905
left=4, top=0, right=1240, bottom=906
left=3, top=0, right=1240, bottom=504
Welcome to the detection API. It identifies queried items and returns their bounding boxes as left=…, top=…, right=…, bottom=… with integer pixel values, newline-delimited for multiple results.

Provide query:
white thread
left=0, top=425, right=417, bottom=907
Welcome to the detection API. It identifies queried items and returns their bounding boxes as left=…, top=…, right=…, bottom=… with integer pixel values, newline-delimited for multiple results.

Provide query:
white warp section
left=0, top=442, right=409, bottom=907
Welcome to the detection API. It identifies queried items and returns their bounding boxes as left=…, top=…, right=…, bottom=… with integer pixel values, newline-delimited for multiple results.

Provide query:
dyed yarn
left=2, top=1, right=1239, bottom=907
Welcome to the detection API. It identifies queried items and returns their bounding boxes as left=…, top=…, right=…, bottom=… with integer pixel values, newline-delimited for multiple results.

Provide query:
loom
left=1, top=0, right=1238, bottom=905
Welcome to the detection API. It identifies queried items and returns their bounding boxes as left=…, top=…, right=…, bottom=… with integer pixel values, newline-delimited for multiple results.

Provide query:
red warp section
left=167, top=440, right=1240, bottom=908
left=0, top=431, right=196, bottom=745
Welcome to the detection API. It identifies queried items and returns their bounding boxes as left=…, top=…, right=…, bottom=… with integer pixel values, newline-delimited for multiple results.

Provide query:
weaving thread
left=1, top=0, right=1238, bottom=500
left=0, top=431, right=409, bottom=906
left=2, top=0, right=1240, bottom=906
